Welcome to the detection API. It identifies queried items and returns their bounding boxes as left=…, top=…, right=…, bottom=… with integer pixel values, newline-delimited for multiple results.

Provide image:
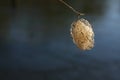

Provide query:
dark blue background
left=0, top=0, right=120, bottom=80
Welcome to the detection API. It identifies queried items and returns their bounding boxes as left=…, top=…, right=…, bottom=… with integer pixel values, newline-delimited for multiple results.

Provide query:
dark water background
left=1, top=0, right=120, bottom=80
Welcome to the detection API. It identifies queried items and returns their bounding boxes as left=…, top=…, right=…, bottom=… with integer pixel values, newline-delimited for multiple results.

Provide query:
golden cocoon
left=70, top=18, right=94, bottom=50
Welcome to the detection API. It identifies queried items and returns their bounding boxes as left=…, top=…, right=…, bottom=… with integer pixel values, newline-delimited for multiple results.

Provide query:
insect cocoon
left=70, top=18, right=94, bottom=50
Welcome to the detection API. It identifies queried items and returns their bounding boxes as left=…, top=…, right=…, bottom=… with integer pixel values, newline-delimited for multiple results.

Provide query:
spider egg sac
left=70, top=18, right=94, bottom=50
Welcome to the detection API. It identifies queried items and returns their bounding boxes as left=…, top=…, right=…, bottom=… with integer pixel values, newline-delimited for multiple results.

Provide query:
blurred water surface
left=1, top=0, right=120, bottom=80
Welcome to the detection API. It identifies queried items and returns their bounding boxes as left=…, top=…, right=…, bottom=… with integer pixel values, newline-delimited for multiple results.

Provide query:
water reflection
left=1, top=0, right=120, bottom=80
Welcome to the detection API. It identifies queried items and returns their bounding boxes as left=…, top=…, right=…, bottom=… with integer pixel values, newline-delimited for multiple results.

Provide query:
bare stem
left=59, top=0, right=84, bottom=16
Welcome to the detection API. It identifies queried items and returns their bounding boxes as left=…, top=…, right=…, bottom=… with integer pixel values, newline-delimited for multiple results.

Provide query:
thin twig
left=59, top=0, right=84, bottom=16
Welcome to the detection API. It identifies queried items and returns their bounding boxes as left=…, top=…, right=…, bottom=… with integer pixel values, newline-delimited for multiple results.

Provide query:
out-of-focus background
left=0, top=0, right=120, bottom=80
